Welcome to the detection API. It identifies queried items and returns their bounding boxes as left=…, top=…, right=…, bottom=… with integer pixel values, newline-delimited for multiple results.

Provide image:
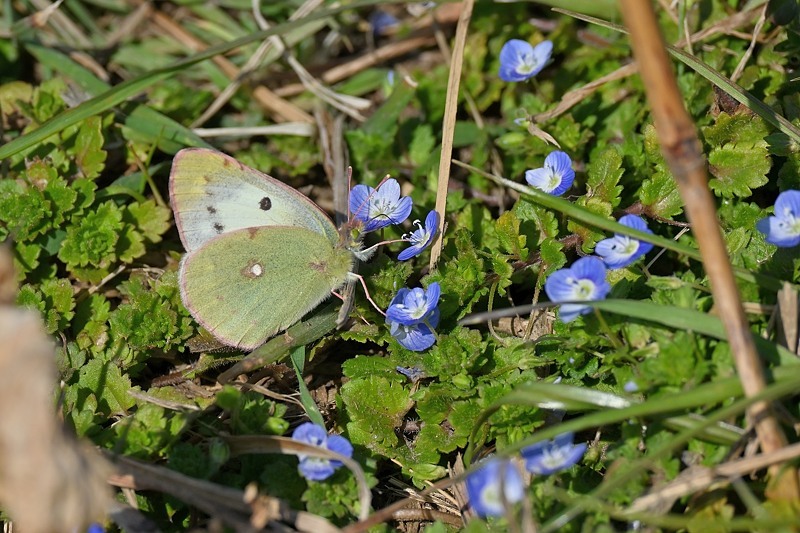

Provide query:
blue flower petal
left=774, top=189, right=800, bottom=218
left=349, top=179, right=413, bottom=232
left=291, top=422, right=353, bottom=481
left=558, top=303, right=590, bottom=323
left=545, top=151, right=575, bottom=196
left=390, top=321, right=437, bottom=351
left=525, top=150, right=574, bottom=196
left=524, top=167, right=553, bottom=191
left=531, top=41, right=553, bottom=70
left=618, top=214, right=649, bottom=232
left=298, top=457, right=337, bottom=481
left=386, top=283, right=440, bottom=325
left=544, top=257, right=609, bottom=323
left=387, top=283, right=441, bottom=350
left=596, top=214, right=654, bottom=268
left=349, top=184, right=372, bottom=221
left=399, top=210, right=439, bottom=260
left=326, top=435, right=354, bottom=468
left=521, top=433, right=587, bottom=475
left=758, top=190, right=800, bottom=247
left=466, top=459, right=526, bottom=517
left=542, top=269, right=578, bottom=302
left=569, top=256, right=609, bottom=289
left=292, top=422, right=327, bottom=447
left=498, top=39, right=552, bottom=82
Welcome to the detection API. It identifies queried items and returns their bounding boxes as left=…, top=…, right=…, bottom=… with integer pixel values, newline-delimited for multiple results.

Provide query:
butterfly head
left=338, top=220, right=375, bottom=261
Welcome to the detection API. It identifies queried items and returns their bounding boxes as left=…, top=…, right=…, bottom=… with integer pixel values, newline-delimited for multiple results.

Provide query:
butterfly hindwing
left=169, top=148, right=339, bottom=252
left=178, top=226, right=354, bottom=350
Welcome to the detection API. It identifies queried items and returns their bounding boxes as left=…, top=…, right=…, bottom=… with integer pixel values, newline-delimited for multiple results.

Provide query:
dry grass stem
left=628, top=440, right=800, bottom=514
left=109, top=452, right=341, bottom=531
left=150, top=9, right=313, bottom=124
left=619, top=0, right=800, bottom=502
left=429, top=0, right=475, bottom=270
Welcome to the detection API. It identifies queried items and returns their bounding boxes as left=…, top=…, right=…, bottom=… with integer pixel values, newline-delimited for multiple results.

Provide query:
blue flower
left=291, top=422, right=353, bottom=481
left=350, top=178, right=413, bottom=232
left=594, top=214, right=654, bottom=268
left=544, top=256, right=610, bottom=323
left=386, top=282, right=440, bottom=325
left=466, top=459, right=526, bottom=517
left=756, top=190, right=800, bottom=247
left=399, top=210, right=439, bottom=260
left=86, top=525, right=104, bottom=533
left=386, top=282, right=441, bottom=351
left=521, top=432, right=587, bottom=475
left=623, top=380, right=639, bottom=393
left=369, top=10, right=399, bottom=36
left=499, top=39, right=553, bottom=82
left=525, top=151, right=575, bottom=196
left=396, top=365, right=425, bottom=382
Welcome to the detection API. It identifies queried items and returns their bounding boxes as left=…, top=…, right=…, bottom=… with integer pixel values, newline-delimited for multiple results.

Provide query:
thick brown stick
left=618, top=0, right=799, bottom=501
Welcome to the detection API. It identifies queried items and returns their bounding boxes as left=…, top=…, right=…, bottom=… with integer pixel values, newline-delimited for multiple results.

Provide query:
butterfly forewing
left=170, top=148, right=339, bottom=252
left=179, top=226, right=354, bottom=350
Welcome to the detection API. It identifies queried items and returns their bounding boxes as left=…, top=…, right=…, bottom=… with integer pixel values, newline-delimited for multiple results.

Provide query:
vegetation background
left=1, top=0, right=800, bottom=530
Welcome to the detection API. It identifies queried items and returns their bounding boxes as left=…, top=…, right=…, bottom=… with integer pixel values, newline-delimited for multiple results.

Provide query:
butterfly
left=169, top=148, right=357, bottom=350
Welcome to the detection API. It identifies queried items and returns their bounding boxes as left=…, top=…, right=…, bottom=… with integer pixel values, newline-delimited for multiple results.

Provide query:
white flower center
left=570, top=279, right=596, bottom=300
left=611, top=236, right=638, bottom=256
left=545, top=171, right=560, bottom=191
left=540, top=446, right=569, bottom=469
left=778, top=210, right=800, bottom=236
left=370, top=199, right=393, bottom=217
left=517, top=52, right=538, bottom=74
left=481, top=482, right=504, bottom=511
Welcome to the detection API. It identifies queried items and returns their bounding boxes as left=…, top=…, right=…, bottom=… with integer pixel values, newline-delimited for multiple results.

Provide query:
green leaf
left=290, top=346, right=325, bottom=427
left=77, top=359, right=136, bottom=415
left=16, top=278, right=75, bottom=333
left=707, top=143, right=770, bottom=198
left=639, top=170, right=684, bottom=218
left=408, top=124, right=436, bottom=167
left=108, top=274, right=193, bottom=359
left=58, top=201, right=123, bottom=272
left=703, top=112, right=770, bottom=147
left=586, top=146, right=624, bottom=208
left=567, top=196, right=612, bottom=252
left=495, top=211, right=528, bottom=260
left=341, top=376, right=413, bottom=452
left=539, top=237, right=567, bottom=274
left=68, top=115, right=107, bottom=179
left=0, top=179, right=50, bottom=240
left=73, top=293, right=111, bottom=352
left=215, top=385, right=288, bottom=435
left=124, top=200, right=171, bottom=244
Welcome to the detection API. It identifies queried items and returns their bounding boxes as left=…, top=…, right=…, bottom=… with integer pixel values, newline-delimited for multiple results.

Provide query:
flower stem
left=593, top=308, right=622, bottom=349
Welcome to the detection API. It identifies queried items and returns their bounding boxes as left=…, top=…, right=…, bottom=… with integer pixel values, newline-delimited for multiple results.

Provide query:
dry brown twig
left=0, top=246, right=112, bottom=531
left=618, top=0, right=800, bottom=503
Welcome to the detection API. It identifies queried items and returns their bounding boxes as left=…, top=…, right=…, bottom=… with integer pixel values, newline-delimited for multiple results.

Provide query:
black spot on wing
left=213, top=222, right=224, bottom=234
left=206, top=205, right=217, bottom=214
left=259, top=196, right=272, bottom=211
